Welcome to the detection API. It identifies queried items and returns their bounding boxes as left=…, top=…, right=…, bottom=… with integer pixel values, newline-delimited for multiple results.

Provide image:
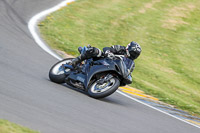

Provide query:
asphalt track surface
left=0, top=0, right=199, bottom=133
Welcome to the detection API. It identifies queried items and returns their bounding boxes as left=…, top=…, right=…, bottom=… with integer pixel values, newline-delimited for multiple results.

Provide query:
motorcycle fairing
left=84, top=58, right=130, bottom=89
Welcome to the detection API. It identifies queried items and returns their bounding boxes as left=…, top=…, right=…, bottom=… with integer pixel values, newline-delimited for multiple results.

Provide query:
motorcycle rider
left=71, top=41, right=142, bottom=84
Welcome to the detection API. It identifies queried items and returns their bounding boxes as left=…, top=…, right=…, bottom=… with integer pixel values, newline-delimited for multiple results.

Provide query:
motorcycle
left=49, top=46, right=133, bottom=98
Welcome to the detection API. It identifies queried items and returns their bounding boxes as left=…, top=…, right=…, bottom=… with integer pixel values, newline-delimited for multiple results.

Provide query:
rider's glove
left=111, top=45, right=126, bottom=54
left=111, top=45, right=121, bottom=52
left=105, top=50, right=114, bottom=59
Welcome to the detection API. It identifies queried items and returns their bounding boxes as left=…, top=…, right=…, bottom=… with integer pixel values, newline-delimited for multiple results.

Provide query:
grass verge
left=39, top=0, right=200, bottom=116
left=0, top=119, right=39, bottom=133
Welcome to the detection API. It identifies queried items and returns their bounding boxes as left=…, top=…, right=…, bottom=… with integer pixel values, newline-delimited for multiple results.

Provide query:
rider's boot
left=71, top=56, right=82, bottom=68
left=71, top=46, right=101, bottom=68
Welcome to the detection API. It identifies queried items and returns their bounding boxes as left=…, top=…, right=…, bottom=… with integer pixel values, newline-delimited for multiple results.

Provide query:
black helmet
left=126, top=41, right=141, bottom=60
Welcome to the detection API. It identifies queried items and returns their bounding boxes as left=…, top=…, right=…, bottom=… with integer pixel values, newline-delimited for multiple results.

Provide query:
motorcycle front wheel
left=49, top=58, right=74, bottom=84
left=88, top=77, right=120, bottom=99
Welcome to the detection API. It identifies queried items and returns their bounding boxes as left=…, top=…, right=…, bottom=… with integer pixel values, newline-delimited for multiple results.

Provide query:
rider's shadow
left=99, top=94, right=132, bottom=106
left=62, top=83, right=87, bottom=95
left=62, top=82, right=131, bottom=106
left=46, top=78, right=131, bottom=106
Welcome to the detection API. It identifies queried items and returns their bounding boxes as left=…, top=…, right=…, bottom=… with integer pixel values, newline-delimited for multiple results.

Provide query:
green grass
left=39, top=0, right=200, bottom=116
left=0, top=119, right=39, bottom=133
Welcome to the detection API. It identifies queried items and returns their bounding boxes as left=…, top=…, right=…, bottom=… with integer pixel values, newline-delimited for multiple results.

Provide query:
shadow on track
left=46, top=78, right=132, bottom=107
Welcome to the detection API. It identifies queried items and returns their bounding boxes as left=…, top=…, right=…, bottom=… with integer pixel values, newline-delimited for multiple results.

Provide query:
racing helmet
left=126, top=41, right=141, bottom=60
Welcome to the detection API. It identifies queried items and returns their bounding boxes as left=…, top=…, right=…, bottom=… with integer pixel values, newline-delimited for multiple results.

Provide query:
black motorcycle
left=49, top=47, right=133, bottom=98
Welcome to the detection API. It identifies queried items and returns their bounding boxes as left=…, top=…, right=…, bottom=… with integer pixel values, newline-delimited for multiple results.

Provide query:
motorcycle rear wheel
left=49, top=58, right=74, bottom=83
left=88, top=77, right=120, bottom=99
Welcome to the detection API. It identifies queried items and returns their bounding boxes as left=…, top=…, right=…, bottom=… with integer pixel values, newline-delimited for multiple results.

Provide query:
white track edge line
left=28, top=0, right=75, bottom=60
left=117, top=90, right=200, bottom=129
left=28, top=0, right=200, bottom=129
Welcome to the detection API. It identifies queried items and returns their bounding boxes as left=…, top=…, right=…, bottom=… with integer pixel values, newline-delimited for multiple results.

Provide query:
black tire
left=87, top=77, right=120, bottom=99
left=49, top=58, right=74, bottom=84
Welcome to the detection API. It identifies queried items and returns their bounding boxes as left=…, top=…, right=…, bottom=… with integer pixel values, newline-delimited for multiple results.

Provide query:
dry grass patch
left=153, top=63, right=177, bottom=75
left=139, top=0, right=161, bottom=13
left=162, top=3, right=196, bottom=30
